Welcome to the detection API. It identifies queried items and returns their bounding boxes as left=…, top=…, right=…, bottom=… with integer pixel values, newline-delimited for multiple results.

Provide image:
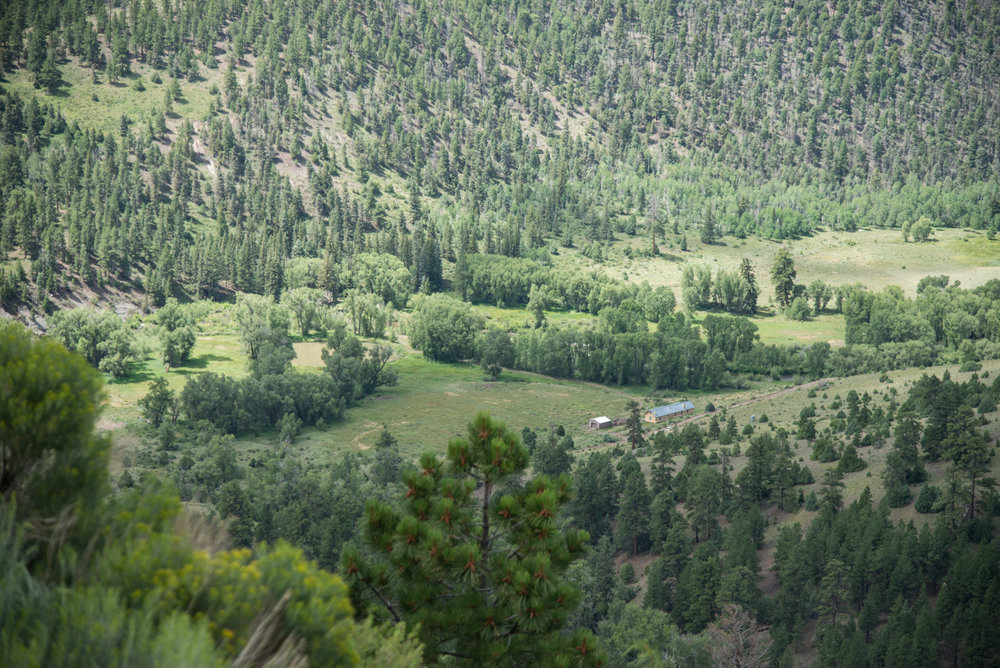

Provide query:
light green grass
left=288, top=353, right=640, bottom=463
left=103, top=333, right=247, bottom=421
left=564, top=228, right=1000, bottom=303
left=691, top=310, right=846, bottom=347
left=292, top=341, right=326, bottom=367
left=0, top=56, right=225, bottom=134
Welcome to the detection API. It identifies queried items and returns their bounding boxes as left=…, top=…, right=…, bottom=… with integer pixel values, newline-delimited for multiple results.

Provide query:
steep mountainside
left=0, top=0, right=997, bottom=310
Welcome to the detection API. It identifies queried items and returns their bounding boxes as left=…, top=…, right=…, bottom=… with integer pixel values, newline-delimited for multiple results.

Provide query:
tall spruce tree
left=738, top=258, right=758, bottom=314
left=771, top=249, right=797, bottom=309
left=624, top=399, right=647, bottom=450
left=614, top=457, right=652, bottom=556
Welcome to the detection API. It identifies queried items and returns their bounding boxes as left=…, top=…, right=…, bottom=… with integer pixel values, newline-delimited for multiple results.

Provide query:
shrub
left=884, top=483, right=912, bottom=508
left=914, top=484, right=942, bottom=513
left=805, top=491, right=819, bottom=511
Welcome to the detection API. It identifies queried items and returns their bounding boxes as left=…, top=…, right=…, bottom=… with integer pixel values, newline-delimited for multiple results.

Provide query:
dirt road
left=578, top=377, right=833, bottom=453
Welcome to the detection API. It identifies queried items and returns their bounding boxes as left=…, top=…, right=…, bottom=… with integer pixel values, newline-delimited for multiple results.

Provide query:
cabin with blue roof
left=644, top=400, right=695, bottom=423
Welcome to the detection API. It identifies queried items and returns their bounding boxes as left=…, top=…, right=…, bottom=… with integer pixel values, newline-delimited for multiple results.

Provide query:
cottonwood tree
left=475, top=327, right=515, bottom=379
left=343, top=413, right=603, bottom=665
left=138, top=376, right=177, bottom=427
left=47, top=308, right=140, bottom=378
left=407, top=294, right=484, bottom=362
left=284, top=287, right=323, bottom=336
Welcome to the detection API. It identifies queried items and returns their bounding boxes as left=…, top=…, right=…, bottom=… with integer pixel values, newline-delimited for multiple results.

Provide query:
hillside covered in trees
left=0, top=0, right=998, bottom=311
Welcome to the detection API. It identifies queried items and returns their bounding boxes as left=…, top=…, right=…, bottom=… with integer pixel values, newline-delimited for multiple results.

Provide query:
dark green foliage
left=343, top=413, right=604, bottom=665
left=615, top=454, right=652, bottom=555
left=673, top=543, right=721, bottom=633
left=475, top=326, right=515, bottom=379
left=567, top=535, right=616, bottom=632
left=771, top=250, right=797, bottom=309
left=687, top=465, right=722, bottom=543
left=837, top=444, right=867, bottom=473
left=804, top=491, right=819, bottom=511
left=138, top=377, right=176, bottom=427
left=942, top=404, right=992, bottom=518
left=179, top=370, right=344, bottom=436
left=812, top=437, right=838, bottom=463
left=914, top=484, right=942, bottom=514
left=371, top=427, right=402, bottom=486
left=534, top=431, right=573, bottom=478
left=568, top=452, right=618, bottom=542
left=624, top=399, right=646, bottom=450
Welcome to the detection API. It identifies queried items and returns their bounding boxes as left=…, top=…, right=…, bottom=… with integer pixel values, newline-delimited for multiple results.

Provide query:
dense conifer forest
left=2, top=0, right=999, bottom=665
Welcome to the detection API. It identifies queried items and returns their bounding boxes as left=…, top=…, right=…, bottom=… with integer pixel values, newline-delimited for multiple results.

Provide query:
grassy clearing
left=1, top=56, right=224, bottom=134
left=292, top=341, right=326, bottom=367
left=566, top=227, right=1000, bottom=303
left=103, top=333, right=247, bottom=420
left=290, top=353, right=641, bottom=463
left=690, top=310, right=846, bottom=347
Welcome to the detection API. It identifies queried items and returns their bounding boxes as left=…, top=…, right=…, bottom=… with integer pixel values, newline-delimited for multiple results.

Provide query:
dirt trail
left=577, top=378, right=834, bottom=453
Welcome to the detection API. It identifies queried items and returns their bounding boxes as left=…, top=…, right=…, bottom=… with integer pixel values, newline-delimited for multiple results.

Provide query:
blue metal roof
left=647, top=401, right=695, bottom=418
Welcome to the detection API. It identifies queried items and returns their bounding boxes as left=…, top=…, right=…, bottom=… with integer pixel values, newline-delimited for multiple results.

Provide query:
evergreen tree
left=942, top=405, right=992, bottom=519
left=738, top=259, right=758, bottom=314
left=624, top=399, right=646, bottom=450
left=686, top=465, right=722, bottom=542
left=700, top=207, right=717, bottom=245
left=568, top=451, right=619, bottom=542
left=614, top=457, right=652, bottom=555
left=343, top=413, right=603, bottom=665
left=771, top=249, right=797, bottom=308
left=371, top=426, right=402, bottom=485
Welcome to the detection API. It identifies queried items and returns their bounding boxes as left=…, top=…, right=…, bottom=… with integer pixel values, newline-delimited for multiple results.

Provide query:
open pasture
left=581, top=227, right=1000, bottom=301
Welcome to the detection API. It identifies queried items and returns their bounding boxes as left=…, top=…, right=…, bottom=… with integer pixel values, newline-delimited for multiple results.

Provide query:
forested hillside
left=1, top=0, right=999, bottom=312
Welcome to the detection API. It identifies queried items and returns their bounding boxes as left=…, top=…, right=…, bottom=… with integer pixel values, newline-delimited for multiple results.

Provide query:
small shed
left=644, top=400, right=696, bottom=423
left=588, top=416, right=613, bottom=430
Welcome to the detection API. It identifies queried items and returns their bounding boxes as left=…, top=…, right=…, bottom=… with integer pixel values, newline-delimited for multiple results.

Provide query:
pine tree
left=371, top=425, right=402, bottom=485
left=942, top=405, right=992, bottom=519
left=624, top=399, right=646, bottom=450
left=700, top=207, right=717, bottom=245
left=343, top=413, right=604, bottom=665
left=771, top=249, right=797, bottom=308
left=738, top=258, right=758, bottom=314
left=615, top=460, right=652, bottom=556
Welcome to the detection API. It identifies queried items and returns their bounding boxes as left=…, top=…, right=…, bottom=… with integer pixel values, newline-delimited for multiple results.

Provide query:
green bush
left=914, top=484, right=942, bottom=513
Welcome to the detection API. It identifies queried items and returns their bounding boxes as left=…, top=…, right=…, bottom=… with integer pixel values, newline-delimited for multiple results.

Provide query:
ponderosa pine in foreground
left=343, top=412, right=605, bottom=666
